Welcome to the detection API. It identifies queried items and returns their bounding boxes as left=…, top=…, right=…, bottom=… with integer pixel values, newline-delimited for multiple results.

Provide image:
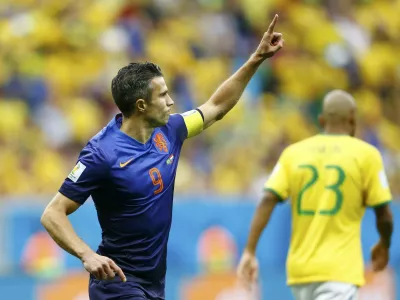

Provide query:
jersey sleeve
left=58, top=147, right=109, bottom=205
left=168, top=109, right=204, bottom=143
left=363, top=148, right=392, bottom=207
left=263, top=150, right=290, bottom=202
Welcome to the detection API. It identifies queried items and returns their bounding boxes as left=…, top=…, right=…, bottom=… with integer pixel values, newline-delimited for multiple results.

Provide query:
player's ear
left=136, top=99, right=146, bottom=113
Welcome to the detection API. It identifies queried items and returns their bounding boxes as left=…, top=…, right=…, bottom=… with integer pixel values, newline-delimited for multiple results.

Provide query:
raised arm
left=198, top=14, right=284, bottom=129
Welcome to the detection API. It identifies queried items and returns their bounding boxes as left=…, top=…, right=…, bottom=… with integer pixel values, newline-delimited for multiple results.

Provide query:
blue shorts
left=89, top=275, right=164, bottom=300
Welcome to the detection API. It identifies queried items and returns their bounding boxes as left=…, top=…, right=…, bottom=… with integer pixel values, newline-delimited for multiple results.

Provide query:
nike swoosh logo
left=120, top=158, right=134, bottom=168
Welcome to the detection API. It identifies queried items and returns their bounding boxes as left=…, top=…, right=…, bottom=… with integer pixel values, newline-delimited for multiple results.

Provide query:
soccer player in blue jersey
left=40, top=15, right=284, bottom=300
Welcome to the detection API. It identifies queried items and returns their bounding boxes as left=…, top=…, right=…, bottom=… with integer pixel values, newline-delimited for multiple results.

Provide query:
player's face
left=145, top=76, right=174, bottom=127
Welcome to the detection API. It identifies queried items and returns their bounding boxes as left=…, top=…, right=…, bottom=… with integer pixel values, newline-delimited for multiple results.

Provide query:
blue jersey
left=59, top=111, right=203, bottom=298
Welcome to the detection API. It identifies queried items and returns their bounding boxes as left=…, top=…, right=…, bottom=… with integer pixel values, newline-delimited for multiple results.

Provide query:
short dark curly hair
left=111, top=62, right=163, bottom=117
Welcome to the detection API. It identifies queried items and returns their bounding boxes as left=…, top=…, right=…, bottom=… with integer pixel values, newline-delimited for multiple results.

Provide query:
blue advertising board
left=0, top=198, right=399, bottom=299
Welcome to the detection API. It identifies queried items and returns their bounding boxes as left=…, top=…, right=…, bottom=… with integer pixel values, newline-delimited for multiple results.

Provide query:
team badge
left=153, top=132, right=169, bottom=153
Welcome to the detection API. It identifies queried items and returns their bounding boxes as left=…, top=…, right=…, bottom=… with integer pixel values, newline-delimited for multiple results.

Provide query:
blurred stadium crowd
left=0, top=0, right=399, bottom=199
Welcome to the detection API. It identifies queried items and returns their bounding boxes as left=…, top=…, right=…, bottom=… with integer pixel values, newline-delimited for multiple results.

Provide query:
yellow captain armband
left=181, top=109, right=204, bottom=139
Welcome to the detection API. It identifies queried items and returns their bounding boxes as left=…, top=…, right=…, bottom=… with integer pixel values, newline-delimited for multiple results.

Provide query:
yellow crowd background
left=0, top=0, right=399, bottom=199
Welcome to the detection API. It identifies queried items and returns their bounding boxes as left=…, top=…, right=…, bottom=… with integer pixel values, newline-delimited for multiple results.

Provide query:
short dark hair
left=111, top=62, right=163, bottom=117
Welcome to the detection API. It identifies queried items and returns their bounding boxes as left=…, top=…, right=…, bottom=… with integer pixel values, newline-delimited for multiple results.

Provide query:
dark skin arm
left=371, top=204, right=393, bottom=271
left=237, top=191, right=280, bottom=288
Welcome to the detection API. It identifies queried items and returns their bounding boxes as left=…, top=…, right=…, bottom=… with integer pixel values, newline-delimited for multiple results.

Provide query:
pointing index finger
left=267, top=14, right=279, bottom=34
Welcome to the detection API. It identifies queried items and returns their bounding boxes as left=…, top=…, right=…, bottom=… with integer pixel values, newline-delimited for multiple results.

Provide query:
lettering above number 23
left=149, top=168, right=164, bottom=195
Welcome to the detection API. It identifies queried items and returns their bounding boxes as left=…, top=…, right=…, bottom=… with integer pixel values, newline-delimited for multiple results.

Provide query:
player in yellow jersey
left=237, top=90, right=394, bottom=300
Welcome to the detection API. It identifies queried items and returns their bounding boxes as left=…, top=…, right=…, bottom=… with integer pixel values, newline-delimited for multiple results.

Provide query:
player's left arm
left=198, top=15, right=284, bottom=130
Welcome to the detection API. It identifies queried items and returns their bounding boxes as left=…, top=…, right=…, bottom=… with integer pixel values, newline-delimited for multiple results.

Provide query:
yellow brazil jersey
left=264, top=134, right=392, bottom=286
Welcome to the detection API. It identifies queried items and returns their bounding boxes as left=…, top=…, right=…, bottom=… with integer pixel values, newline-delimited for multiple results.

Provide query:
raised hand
left=82, top=251, right=127, bottom=282
left=254, top=14, right=284, bottom=59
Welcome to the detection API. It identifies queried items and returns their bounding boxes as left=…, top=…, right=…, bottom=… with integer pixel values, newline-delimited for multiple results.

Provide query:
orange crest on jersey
left=154, top=133, right=168, bottom=153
